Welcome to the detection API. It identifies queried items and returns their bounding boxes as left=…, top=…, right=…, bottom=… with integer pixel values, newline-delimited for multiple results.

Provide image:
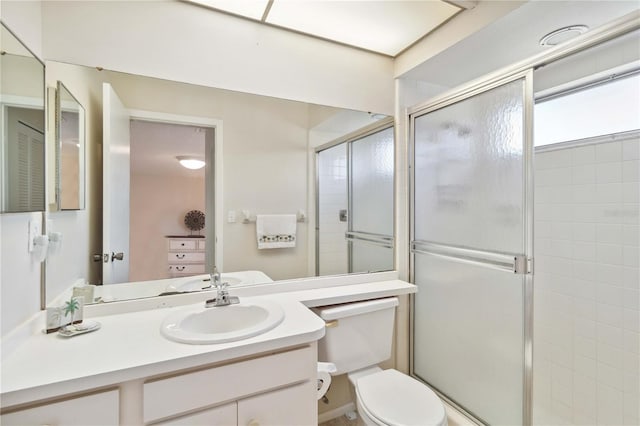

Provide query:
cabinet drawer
left=1, top=389, right=119, bottom=426
left=169, top=240, right=196, bottom=250
left=168, top=264, right=205, bottom=275
left=238, top=381, right=316, bottom=426
left=167, top=252, right=205, bottom=263
left=151, top=402, right=236, bottom=425
left=143, top=345, right=314, bottom=423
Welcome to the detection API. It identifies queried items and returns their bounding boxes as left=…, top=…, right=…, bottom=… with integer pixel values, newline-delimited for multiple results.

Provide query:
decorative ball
left=184, top=210, right=205, bottom=231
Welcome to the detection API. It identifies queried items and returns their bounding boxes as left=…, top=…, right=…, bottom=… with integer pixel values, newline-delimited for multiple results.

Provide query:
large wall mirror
left=0, top=22, right=45, bottom=213
left=55, top=81, right=85, bottom=211
left=45, top=60, right=395, bottom=305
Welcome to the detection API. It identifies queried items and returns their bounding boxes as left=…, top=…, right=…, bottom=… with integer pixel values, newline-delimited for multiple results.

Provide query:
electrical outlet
left=28, top=220, right=41, bottom=252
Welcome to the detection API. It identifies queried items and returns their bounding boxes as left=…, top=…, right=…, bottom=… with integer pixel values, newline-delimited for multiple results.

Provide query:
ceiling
left=403, top=0, right=640, bottom=88
left=183, top=0, right=464, bottom=56
left=130, top=120, right=206, bottom=178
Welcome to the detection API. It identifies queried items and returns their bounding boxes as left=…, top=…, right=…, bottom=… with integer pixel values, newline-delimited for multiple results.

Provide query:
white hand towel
left=256, top=214, right=297, bottom=249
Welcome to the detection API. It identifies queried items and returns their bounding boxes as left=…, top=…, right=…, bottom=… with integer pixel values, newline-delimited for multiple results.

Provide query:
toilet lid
left=356, top=369, right=446, bottom=426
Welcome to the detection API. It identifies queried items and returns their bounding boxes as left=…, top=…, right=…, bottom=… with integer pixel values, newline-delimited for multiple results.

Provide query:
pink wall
left=129, top=174, right=205, bottom=282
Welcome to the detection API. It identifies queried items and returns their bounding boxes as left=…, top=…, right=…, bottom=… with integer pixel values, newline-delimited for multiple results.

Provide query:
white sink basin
left=161, top=299, right=285, bottom=344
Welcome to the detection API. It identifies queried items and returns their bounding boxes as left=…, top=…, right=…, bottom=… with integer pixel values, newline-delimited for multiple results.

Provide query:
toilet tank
left=314, top=297, right=399, bottom=375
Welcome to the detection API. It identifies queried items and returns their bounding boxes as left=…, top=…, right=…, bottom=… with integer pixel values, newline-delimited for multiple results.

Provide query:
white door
left=102, top=83, right=130, bottom=284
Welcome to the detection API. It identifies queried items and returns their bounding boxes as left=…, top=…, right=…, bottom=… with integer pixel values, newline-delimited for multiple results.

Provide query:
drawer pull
left=175, top=254, right=185, bottom=259
left=176, top=266, right=185, bottom=271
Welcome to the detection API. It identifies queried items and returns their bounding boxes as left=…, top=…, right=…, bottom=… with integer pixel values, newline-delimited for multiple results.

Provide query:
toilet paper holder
left=317, top=362, right=336, bottom=402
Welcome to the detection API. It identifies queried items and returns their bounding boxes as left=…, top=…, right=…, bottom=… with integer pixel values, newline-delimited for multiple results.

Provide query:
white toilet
left=314, top=297, right=448, bottom=426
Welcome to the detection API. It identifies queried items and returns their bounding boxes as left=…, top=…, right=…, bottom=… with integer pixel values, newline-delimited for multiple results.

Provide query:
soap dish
left=58, top=320, right=101, bottom=338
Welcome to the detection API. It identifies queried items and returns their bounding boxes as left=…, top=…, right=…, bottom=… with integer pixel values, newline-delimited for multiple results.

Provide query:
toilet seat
left=355, top=369, right=447, bottom=426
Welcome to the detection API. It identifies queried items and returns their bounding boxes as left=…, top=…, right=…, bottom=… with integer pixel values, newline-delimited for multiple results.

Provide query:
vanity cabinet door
left=237, top=381, right=316, bottom=426
left=152, top=402, right=236, bottom=425
left=0, top=389, right=119, bottom=426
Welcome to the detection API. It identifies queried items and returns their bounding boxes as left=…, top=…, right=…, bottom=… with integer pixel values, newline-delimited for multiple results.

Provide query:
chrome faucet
left=205, top=268, right=239, bottom=307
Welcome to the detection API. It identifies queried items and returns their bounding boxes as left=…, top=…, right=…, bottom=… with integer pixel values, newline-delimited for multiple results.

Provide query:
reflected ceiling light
left=177, top=156, right=205, bottom=170
left=539, top=25, right=589, bottom=47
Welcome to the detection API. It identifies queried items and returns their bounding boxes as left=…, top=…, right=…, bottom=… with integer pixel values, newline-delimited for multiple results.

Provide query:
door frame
left=127, top=109, right=224, bottom=272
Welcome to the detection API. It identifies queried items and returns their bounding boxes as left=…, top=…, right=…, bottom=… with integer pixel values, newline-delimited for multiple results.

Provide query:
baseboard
left=318, top=402, right=357, bottom=424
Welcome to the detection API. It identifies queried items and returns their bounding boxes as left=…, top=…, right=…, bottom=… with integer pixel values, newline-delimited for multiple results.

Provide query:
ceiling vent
left=539, top=25, right=589, bottom=47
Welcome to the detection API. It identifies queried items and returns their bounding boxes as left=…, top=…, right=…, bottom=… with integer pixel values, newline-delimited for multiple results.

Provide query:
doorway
left=128, top=120, right=213, bottom=282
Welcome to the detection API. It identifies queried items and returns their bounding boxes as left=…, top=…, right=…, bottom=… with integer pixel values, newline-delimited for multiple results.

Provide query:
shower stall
left=316, top=119, right=394, bottom=276
left=410, top=23, right=639, bottom=426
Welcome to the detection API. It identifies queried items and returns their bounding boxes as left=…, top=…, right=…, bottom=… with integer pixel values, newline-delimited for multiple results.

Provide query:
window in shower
left=535, top=69, right=640, bottom=147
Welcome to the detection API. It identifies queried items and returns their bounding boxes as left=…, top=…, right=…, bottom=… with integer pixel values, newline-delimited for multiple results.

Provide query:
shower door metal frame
left=315, top=117, right=395, bottom=276
left=408, top=68, right=535, bottom=426
left=407, top=13, right=640, bottom=425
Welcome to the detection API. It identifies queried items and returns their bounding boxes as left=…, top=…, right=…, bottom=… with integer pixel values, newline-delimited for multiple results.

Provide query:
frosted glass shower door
left=411, top=73, right=533, bottom=425
left=348, top=126, right=394, bottom=273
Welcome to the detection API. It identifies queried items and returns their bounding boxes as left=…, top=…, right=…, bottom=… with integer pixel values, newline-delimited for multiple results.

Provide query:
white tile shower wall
left=317, top=145, right=348, bottom=276
left=533, top=139, right=640, bottom=426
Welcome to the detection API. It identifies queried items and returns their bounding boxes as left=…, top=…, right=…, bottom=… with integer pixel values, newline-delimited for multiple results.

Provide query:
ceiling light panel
left=266, top=0, right=461, bottom=56
left=187, top=0, right=269, bottom=20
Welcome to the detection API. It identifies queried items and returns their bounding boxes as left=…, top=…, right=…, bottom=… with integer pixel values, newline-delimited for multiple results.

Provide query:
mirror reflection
left=45, top=61, right=394, bottom=305
left=0, top=23, right=45, bottom=213
left=56, top=81, right=85, bottom=210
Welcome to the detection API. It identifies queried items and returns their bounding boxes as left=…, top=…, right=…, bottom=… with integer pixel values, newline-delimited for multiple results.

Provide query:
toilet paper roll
left=316, top=362, right=336, bottom=400
left=317, top=370, right=332, bottom=400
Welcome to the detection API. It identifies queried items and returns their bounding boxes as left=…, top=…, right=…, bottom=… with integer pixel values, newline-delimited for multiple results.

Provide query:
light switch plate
left=228, top=210, right=236, bottom=223
left=28, top=220, right=41, bottom=252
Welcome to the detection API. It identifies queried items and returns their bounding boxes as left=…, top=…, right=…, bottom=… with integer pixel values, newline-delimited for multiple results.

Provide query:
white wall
left=533, top=139, right=639, bottom=426
left=40, top=0, right=394, bottom=116
left=0, top=0, right=43, bottom=59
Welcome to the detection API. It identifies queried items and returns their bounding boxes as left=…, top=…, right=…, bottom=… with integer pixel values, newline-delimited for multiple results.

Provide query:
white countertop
left=1, top=278, right=416, bottom=409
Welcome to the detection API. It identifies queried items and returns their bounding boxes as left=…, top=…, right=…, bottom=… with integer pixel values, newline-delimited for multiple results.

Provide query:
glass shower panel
left=351, top=240, right=393, bottom=273
left=412, top=75, right=531, bottom=425
left=317, top=143, right=348, bottom=276
left=349, top=126, right=394, bottom=270
left=413, top=254, right=524, bottom=425
left=413, top=79, right=525, bottom=254
left=350, top=127, right=394, bottom=236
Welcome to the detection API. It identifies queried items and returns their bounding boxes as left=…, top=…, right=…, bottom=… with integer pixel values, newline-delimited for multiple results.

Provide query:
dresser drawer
left=169, top=240, right=196, bottom=250
left=167, top=252, right=205, bottom=263
left=168, top=264, right=205, bottom=275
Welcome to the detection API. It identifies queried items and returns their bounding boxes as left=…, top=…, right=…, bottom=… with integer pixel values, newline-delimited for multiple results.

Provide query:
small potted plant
left=63, top=296, right=80, bottom=327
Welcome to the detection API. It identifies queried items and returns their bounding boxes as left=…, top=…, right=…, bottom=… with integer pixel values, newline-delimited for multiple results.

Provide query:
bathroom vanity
left=0, top=274, right=416, bottom=425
